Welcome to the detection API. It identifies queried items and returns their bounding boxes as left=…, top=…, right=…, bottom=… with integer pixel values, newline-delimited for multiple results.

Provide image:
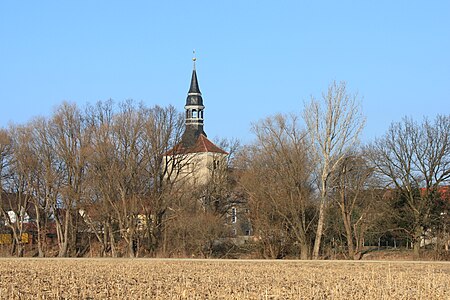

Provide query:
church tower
left=182, top=56, right=207, bottom=148
left=163, top=54, right=228, bottom=186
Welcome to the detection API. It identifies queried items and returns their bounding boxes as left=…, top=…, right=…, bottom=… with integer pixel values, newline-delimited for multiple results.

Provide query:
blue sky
left=1, top=1, right=449, bottom=144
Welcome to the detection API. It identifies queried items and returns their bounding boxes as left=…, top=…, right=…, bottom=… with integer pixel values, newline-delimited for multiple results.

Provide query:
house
left=419, top=186, right=450, bottom=250
left=382, top=185, right=450, bottom=250
left=0, top=192, right=36, bottom=246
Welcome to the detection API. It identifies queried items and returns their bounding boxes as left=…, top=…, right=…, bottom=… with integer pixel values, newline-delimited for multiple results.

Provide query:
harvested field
left=0, top=259, right=449, bottom=299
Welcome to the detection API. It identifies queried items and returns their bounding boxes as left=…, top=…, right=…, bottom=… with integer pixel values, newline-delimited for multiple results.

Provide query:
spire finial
left=192, top=49, right=196, bottom=70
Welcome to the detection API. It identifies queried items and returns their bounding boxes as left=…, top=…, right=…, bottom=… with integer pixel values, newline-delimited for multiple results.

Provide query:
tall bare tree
left=367, top=115, right=450, bottom=257
left=303, top=81, right=365, bottom=259
left=239, top=114, right=315, bottom=259
left=0, top=128, right=27, bottom=256
left=0, top=129, right=12, bottom=194
left=83, top=100, right=119, bottom=257
left=139, top=104, right=185, bottom=255
left=197, top=137, right=240, bottom=215
left=51, top=102, right=90, bottom=257
left=0, top=128, right=12, bottom=211
left=99, top=100, right=147, bottom=257
left=330, top=153, right=377, bottom=259
left=5, top=125, right=40, bottom=257
left=28, top=117, right=64, bottom=257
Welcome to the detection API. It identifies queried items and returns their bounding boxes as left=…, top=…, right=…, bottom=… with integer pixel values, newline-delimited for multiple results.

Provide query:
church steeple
left=182, top=53, right=206, bottom=148
left=186, top=58, right=203, bottom=107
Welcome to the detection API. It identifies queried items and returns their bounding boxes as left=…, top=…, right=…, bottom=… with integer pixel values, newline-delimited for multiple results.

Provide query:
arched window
left=192, top=110, right=198, bottom=118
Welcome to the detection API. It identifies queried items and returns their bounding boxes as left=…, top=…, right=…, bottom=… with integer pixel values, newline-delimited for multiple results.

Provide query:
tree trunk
left=127, top=232, right=137, bottom=258
left=56, top=208, right=71, bottom=257
left=100, top=223, right=108, bottom=257
left=34, top=205, right=44, bottom=257
left=8, top=225, right=24, bottom=257
left=341, top=207, right=355, bottom=259
left=300, top=242, right=309, bottom=260
left=108, top=223, right=117, bottom=258
left=17, top=243, right=24, bottom=257
left=58, top=240, right=68, bottom=257
left=10, top=238, right=16, bottom=256
left=312, top=200, right=325, bottom=259
left=413, top=225, right=422, bottom=259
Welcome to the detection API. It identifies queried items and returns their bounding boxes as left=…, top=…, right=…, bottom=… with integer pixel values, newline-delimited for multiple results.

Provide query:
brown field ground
left=0, top=259, right=449, bottom=299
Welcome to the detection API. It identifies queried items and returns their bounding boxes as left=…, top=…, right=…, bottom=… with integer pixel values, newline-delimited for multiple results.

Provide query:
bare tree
left=303, top=81, right=365, bottom=259
left=238, top=114, right=315, bottom=259
left=195, top=137, right=240, bottom=215
left=164, top=190, right=228, bottom=258
left=0, top=128, right=13, bottom=210
left=0, top=128, right=27, bottom=256
left=0, top=129, right=12, bottom=193
left=139, top=104, right=185, bottom=256
left=367, top=115, right=450, bottom=258
left=330, top=153, right=376, bottom=259
left=83, top=100, right=119, bottom=257
left=100, top=100, right=147, bottom=257
left=51, top=102, right=90, bottom=257
left=28, top=117, right=64, bottom=257
left=85, top=101, right=185, bottom=257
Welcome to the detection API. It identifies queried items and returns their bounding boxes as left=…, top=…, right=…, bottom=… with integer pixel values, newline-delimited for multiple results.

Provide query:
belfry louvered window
left=231, top=207, right=237, bottom=224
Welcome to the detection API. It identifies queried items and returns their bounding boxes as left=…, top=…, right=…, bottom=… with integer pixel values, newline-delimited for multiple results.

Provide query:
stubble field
left=0, top=258, right=449, bottom=299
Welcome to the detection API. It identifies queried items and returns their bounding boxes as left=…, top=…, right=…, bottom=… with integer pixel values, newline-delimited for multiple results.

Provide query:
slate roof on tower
left=186, top=68, right=203, bottom=106
left=164, top=55, right=227, bottom=156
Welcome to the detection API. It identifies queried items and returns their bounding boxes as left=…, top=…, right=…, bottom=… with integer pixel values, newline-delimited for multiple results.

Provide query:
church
left=163, top=57, right=252, bottom=237
left=163, top=57, right=228, bottom=186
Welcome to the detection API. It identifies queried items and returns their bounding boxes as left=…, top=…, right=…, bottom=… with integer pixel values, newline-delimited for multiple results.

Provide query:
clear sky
left=1, top=1, right=449, bottom=144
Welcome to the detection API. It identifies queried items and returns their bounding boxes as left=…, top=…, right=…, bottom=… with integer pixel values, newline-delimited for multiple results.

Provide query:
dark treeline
left=1, top=82, right=449, bottom=259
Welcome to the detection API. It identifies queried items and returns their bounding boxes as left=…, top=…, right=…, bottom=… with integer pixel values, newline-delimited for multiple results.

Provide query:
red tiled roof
left=383, top=186, right=450, bottom=202
left=429, top=186, right=450, bottom=202
left=164, top=134, right=228, bottom=156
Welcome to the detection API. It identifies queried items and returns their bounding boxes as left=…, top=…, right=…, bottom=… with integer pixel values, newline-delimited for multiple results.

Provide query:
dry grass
left=0, top=258, right=449, bottom=299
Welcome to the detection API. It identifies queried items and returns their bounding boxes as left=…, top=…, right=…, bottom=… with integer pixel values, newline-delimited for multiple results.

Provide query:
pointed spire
left=188, top=50, right=201, bottom=95
left=188, top=69, right=201, bottom=95
left=183, top=52, right=206, bottom=147
left=186, top=52, right=203, bottom=105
